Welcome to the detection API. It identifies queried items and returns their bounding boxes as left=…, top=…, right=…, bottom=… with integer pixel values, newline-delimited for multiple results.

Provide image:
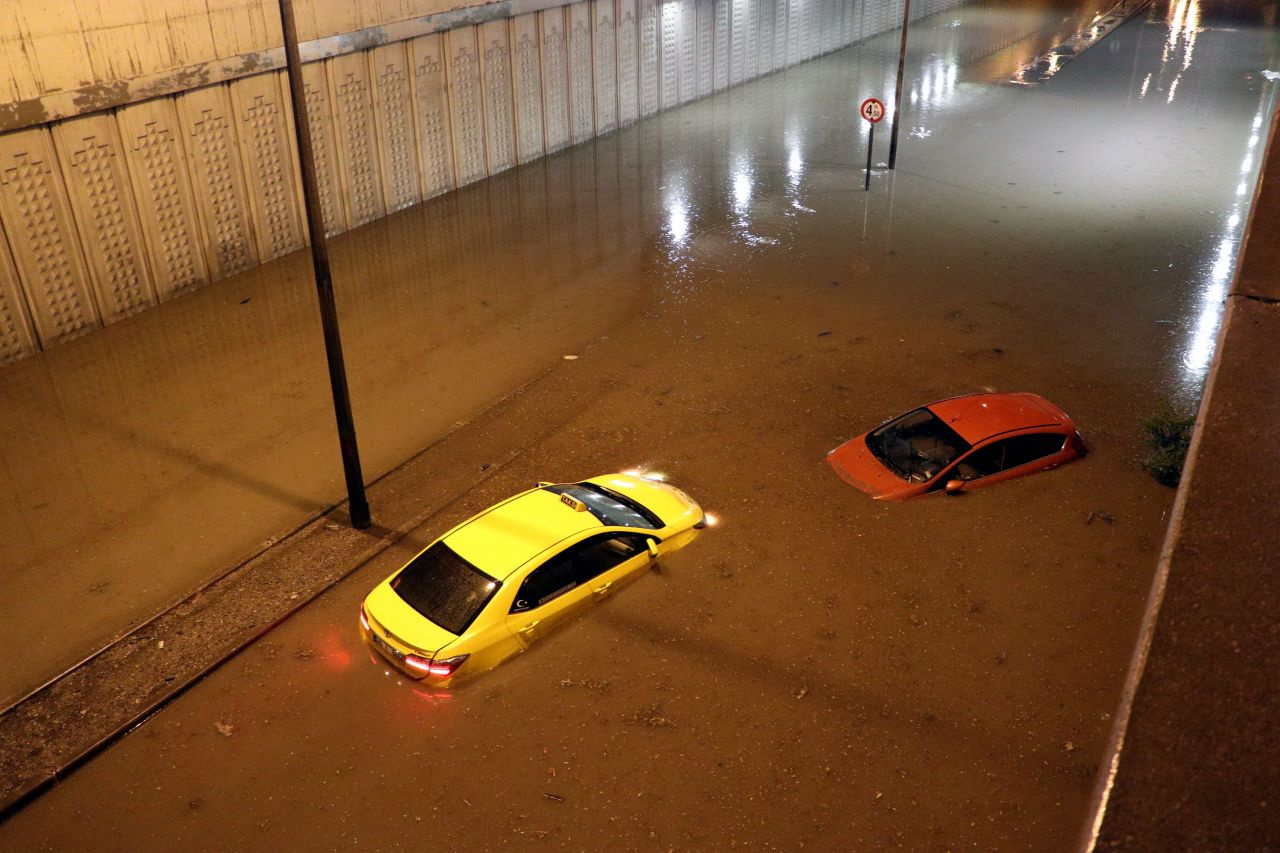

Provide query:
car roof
left=927, top=392, right=1070, bottom=445
left=444, top=488, right=602, bottom=580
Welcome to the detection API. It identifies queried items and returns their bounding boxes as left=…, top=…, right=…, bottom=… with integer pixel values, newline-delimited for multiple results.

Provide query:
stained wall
left=0, top=0, right=967, bottom=365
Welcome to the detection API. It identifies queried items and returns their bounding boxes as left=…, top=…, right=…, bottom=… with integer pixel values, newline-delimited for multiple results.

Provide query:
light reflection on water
left=1145, top=0, right=1201, bottom=103
left=1180, top=95, right=1269, bottom=387
left=665, top=180, right=692, bottom=248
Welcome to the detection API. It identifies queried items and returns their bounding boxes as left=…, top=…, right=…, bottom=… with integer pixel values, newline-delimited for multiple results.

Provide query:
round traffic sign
left=859, top=98, right=885, bottom=124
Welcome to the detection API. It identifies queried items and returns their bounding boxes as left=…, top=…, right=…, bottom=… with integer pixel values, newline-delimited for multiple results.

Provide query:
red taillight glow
left=359, top=604, right=370, bottom=631
left=403, top=654, right=433, bottom=675
left=403, top=654, right=469, bottom=678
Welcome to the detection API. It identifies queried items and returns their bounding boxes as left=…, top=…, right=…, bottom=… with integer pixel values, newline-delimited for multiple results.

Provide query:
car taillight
left=405, top=654, right=469, bottom=678
left=359, top=604, right=370, bottom=631
left=403, top=654, right=433, bottom=675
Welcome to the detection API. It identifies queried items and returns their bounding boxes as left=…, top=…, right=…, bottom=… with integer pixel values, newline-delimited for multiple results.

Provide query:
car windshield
left=867, top=407, right=972, bottom=482
left=543, top=483, right=662, bottom=529
left=391, top=542, right=500, bottom=635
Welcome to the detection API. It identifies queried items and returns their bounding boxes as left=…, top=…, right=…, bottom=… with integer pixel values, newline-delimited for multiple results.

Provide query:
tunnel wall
left=0, top=0, right=967, bottom=366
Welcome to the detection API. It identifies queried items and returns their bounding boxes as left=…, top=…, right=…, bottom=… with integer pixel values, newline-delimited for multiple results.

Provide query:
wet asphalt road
left=3, top=1, right=1278, bottom=849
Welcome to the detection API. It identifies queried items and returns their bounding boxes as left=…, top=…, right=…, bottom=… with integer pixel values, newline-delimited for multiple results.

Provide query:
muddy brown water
left=3, top=1, right=1278, bottom=849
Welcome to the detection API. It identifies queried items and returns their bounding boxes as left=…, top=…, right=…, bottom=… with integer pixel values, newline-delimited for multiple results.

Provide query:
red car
left=827, top=392, right=1086, bottom=500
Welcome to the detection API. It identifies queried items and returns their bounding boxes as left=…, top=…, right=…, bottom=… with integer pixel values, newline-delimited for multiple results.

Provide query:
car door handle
left=517, top=620, right=540, bottom=637
left=593, top=582, right=613, bottom=598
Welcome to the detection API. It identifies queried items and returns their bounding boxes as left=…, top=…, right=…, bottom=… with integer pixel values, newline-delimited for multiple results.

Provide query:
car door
left=571, top=533, right=653, bottom=601
left=505, top=551, right=594, bottom=648
left=934, top=432, right=1068, bottom=491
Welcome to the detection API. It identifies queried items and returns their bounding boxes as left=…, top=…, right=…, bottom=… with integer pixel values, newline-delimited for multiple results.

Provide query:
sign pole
left=858, top=97, right=885, bottom=191
left=865, top=123, right=874, bottom=191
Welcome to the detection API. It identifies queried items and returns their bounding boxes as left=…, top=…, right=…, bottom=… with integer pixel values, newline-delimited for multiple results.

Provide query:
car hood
left=364, top=580, right=456, bottom=657
left=826, top=433, right=910, bottom=499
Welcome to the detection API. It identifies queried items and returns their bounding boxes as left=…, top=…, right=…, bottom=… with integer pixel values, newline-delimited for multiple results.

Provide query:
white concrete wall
left=0, top=0, right=968, bottom=365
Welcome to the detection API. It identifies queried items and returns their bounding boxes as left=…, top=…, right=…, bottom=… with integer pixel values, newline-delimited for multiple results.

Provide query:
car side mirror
left=944, top=479, right=965, bottom=496
left=646, top=538, right=660, bottom=558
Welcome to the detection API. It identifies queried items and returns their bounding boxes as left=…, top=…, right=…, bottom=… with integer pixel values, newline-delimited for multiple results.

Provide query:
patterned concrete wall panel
left=229, top=73, right=305, bottom=263
left=638, top=0, right=660, bottom=117
left=802, top=0, right=816, bottom=59
left=539, top=9, right=570, bottom=153
left=785, top=0, right=800, bottom=64
left=51, top=114, right=156, bottom=323
left=616, top=0, right=639, bottom=127
left=445, top=27, right=488, bottom=186
left=695, top=0, right=714, bottom=97
left=300, top=62, right=349, bottom=237
left=370, top=43, right=423, bottom=214
left=678, top=0, right=697, bottom=104
left=328, top=52, right=386, bottom=228
left=729, top=0, right=746, bottom=85
left=744, top=0, right=759, bottom=80
left=510, top=14, right=545, bottom=164
left=592, top=0, right=618, bottom=135
left=0, top=128, right=100, bottom=346
left=116, top=99, right=209, bottom=301
left=0, top=225, right=39, bottom=364
left=842, top=0, right=854, bottom=45
left=658, top=1, right=679, bottom=110
left=567, top=3, right=595, bottom=145
left=793, top=0, right=814, bottom=58
left=409, top=34, right=457, bottom=198
left=712, top=0, right=730, bottom=91
left=773, top=0, right=788, bottom=69
left=175, top=85, right=259, bottom=282
left=817, top=0, right=832, bottom=54
left=757, top=0, right=774, bottom=74
left=478, top=20, right=517, bottom=175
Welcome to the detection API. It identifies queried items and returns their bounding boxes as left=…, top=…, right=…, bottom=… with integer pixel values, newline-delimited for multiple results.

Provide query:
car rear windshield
left=543, top=483, right=662, bottom=529
left=391, top=542, right=500, bottom=635
left=868, top=407, right=972, bottom=482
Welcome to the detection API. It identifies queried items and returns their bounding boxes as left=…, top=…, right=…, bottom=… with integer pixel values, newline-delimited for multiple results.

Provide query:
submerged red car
left=827, top=392, right=1086, bottom=500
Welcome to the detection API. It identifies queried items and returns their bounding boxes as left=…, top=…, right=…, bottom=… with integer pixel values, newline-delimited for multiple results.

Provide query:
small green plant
left=1140, top=398, right=1197, bottom=487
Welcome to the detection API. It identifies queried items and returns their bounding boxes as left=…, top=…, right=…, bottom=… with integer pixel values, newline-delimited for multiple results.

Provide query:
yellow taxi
left=360, top=473, right=708, bottom=684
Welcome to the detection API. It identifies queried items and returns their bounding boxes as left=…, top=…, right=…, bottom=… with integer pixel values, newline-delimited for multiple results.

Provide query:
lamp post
left=276, top=0, right=371, bottom=530
left=888, top=0, right=911, bottom=169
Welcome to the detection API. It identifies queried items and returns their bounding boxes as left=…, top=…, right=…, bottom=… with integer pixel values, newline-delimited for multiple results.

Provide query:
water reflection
left=665, top=180, right=692, bottom=247
left=1181, top=98, right=1268, bottom=386
left=787, top=141, right=803, bottom=188
left=1142, top=0, right=1202, bottom=102
left=731, top=154, right=753, bottom=216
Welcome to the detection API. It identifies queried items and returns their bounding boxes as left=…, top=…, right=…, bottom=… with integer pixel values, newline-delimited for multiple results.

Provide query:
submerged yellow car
left=360, top=473, right=707, bottom=684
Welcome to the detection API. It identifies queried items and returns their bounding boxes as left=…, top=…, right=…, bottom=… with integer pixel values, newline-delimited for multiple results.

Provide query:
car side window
left=951, top=443, right=1005, bottom=482
left=947, top=433, right=1066, bottom=485
left=1002, top=433, right=1066, bottom=468
left=511, top=554, right=578, bottom=613
left=568, top=534, right=649, bottom=584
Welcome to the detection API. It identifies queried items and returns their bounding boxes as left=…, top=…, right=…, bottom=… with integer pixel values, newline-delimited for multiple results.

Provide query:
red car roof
left=927, top=393, right=1071, bottom=445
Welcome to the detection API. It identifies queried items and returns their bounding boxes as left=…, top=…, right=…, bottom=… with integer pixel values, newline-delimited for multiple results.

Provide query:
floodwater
left=3, top=0, right=1278, bottom=848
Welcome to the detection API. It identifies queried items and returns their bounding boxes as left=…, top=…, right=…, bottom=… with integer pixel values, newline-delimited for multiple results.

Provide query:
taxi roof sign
left=559, top=493, right=589, bottom=512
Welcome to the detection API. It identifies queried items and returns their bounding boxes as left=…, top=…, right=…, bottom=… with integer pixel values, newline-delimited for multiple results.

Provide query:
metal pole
left=865, top=123, right=875, bottom=191
left=888, top=0, right=912, bottom=169
left=276, top=0, right=371, bottom=530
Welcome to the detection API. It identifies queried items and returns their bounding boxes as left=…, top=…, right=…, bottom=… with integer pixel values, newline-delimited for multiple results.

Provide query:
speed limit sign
left=859, top=98, right=885, bottom=190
